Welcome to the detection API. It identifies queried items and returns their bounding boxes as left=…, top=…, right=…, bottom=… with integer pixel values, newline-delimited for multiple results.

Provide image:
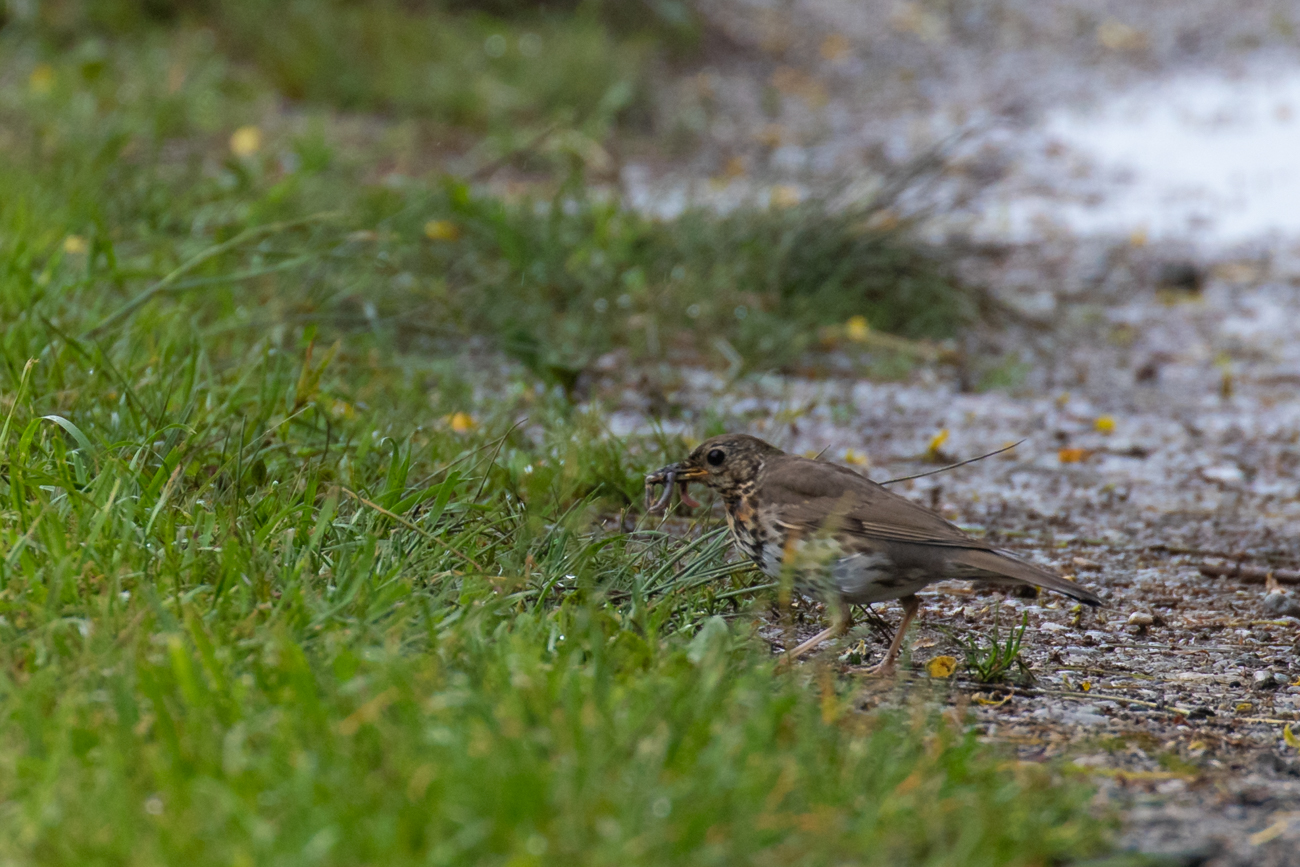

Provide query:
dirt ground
left=608, top=2, right=1300, bottom=863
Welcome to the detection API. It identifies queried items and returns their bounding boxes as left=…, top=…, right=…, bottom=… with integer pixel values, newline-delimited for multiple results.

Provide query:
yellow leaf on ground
left=1058, top=448, right=1092, bottom=464
left=1094, top=415, right=1116, bottom=434
left=1285, top=724, right=1299, bottom=751
left=229, top=125, right=262, bottom=157
left=926, top=656, right=957, bottom=678
left=424, top=220, right=461, bottom=242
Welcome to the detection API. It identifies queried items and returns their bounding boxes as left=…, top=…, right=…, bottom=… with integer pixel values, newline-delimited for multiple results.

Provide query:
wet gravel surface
left=614, top=262, right=1300, bottom=864
left=615, top=2, right=1300, bottom=861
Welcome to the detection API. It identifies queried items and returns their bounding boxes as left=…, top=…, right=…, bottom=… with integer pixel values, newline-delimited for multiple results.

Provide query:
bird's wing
left=762, top=456, right=1102, bottom=606
left=760, top=456, right=994, bottom=549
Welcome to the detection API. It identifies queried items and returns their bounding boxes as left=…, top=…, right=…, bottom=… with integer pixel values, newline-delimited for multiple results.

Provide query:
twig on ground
left=1198, top=560, right=1300, bottom=585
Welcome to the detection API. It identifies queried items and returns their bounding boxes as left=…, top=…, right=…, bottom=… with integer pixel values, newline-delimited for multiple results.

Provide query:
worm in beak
left=645, top=464, right=702, bottom=513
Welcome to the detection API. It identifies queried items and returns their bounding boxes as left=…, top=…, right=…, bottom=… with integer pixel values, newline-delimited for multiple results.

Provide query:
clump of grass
left=951, top=607, right=1034, bottom=685
left=3, top=10, right=971, bottom=384
left=256, top=181, right=971, bottom=380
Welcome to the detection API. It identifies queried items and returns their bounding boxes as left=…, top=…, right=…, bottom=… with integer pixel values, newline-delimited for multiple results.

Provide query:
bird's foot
left=864, top=656, right=899, bottom=677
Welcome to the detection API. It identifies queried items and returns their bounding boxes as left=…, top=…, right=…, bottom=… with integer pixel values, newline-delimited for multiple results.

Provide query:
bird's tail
left=951, top=548, right=1102, bottom=606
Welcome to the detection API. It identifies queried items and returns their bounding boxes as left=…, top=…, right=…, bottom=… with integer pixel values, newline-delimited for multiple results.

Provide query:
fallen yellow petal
left=230, top=125, right=263, bottom=157
left=845, top=315, right=870, bottom=342
left=424, top=219, right=461, bottom=242
left=446, top=411, right=475, bottom=433
left=926, top=655, right=957, bottom=678
left=927, top=428, right=949, bottom=455
left=1094, top=415, right=1116, bottom=434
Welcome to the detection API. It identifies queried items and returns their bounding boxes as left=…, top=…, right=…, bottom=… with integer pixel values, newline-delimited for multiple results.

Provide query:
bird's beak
left=645, top=462, right=706, bottom=513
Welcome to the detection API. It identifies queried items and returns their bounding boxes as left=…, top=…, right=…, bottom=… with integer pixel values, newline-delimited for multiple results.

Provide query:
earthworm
left=645, top=466, right=702, bottom=513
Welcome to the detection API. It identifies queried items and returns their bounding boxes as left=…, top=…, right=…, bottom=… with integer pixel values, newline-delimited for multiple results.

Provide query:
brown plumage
left=647, top=433, right=1101, bottom=673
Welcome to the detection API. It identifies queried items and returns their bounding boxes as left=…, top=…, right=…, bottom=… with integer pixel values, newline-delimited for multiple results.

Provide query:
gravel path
left=616, top=2, right=1300, bottom=862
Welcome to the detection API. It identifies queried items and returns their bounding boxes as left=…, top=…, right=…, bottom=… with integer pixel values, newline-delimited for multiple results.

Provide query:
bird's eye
left=706, top=448, right=726, bottom=466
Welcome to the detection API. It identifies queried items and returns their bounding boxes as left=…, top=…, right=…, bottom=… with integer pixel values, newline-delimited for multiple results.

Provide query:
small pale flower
left=229, top=125, right=263, bottom=157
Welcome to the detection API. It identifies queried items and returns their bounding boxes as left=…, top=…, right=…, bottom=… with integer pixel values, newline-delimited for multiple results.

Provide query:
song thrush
left=646, top=433, right=1101, bottom=673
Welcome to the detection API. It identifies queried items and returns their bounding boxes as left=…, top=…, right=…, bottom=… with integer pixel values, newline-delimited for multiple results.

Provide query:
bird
left=646, top=433, right=1101, bottom=674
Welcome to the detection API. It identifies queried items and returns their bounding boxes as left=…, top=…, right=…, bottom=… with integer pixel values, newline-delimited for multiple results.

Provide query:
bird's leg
left=867, top=595, right=921, bottom=676
left=785, top=604, right=852, bottom=661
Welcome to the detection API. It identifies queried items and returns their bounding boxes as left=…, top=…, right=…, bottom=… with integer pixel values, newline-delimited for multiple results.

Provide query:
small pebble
left=1253, top=670, right=1279, bottom=689
left=1262, top=592, right=1300, bottom=618
left=1127, top=612, right=1155, bottom=627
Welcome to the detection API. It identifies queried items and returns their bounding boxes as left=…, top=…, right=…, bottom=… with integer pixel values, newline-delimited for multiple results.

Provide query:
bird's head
left=645, top=434, right=781, bottom=512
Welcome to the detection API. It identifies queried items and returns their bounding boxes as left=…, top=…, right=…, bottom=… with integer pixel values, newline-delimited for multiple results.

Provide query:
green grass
left=949, top=608, right=1033, bottom=685
left=0, top=8, right=1107, bottom=865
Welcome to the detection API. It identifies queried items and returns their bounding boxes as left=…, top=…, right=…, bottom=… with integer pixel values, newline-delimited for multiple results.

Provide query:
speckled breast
left=724, top=493, right=773, bottom=573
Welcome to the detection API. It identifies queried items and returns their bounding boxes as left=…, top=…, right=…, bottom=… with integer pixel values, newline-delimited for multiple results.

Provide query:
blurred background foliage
left=7, top=0, right=698, bottom=128
left=1, top=0, right=969, bottom=386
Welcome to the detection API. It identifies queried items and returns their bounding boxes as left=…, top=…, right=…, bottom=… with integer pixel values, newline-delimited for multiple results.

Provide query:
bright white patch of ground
left=983, top=62, right=1300, bottom=249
